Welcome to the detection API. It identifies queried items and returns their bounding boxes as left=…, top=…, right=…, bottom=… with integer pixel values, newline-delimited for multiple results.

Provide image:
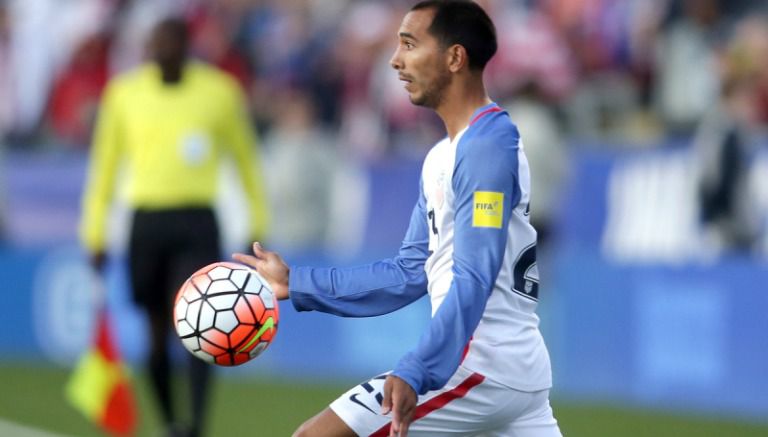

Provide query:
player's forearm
left=391, top=273, right=491, bottom=394
left=288, top=257, right=427, bottom=317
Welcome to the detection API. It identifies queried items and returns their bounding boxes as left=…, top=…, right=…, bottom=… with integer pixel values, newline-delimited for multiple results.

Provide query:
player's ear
left=446, top=44, right=467, bottom=73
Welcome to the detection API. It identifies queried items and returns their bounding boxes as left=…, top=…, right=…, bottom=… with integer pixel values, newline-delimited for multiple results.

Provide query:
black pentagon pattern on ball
left=176, top=263, right=273, bottom=365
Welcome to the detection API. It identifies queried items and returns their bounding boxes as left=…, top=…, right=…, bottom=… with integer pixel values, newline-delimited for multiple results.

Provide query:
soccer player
left=234, top=1, right=561, bottom=436
left=80, top=18, right=269, bottom=437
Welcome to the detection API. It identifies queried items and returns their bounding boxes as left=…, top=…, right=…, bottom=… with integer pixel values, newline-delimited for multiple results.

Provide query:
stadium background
left=1, top=0, right=767, bottom=435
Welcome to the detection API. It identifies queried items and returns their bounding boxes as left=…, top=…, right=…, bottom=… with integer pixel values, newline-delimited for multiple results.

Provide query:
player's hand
left=232, top=242, right=289, bottom=300
left=381, top=375, right=417, bottom=437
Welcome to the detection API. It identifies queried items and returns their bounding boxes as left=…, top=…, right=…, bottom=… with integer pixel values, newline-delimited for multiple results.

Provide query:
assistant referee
left=79, top=17, right=269, bottom=437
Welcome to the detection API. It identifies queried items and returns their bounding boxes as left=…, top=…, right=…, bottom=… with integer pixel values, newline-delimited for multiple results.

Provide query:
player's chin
left=408, top=92, right=427, bottom=107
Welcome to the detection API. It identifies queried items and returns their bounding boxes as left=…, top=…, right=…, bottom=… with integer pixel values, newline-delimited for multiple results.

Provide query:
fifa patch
left=472, top=191, right=503, bottom=228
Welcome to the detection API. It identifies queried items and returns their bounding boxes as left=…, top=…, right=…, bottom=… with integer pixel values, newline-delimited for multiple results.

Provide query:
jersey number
left=427, top=209, right=438, bottom=236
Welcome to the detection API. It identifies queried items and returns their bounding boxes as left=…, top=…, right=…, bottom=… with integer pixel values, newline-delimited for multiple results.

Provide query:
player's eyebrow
left=399, top=32, right=418, bottom=41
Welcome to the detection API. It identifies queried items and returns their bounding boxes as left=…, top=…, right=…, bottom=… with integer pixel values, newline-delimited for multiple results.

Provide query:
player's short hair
left=411, top=0, right=497, bottom=71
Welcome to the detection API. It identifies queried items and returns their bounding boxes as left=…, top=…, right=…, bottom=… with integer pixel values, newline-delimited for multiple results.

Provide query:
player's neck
left=436, top=79, right=491, bottom=141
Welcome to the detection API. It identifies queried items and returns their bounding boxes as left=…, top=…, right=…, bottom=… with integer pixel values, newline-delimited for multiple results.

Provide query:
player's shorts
left=330, top=365, right=562, bottom=437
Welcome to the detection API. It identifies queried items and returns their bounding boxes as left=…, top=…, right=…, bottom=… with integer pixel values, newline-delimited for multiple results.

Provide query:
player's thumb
left=252, top=241, right=267, bottom=257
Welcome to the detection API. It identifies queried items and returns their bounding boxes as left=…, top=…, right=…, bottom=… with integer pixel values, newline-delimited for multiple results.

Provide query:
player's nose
left=389, top=48, right=403, bottom=70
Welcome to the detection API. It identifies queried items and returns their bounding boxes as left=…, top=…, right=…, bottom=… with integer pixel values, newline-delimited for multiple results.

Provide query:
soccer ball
left=173, top=261, right=279, bottom=366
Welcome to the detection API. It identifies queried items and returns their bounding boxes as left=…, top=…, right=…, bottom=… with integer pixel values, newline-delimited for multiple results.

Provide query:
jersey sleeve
left=288, top=185, right=430, bottom=317
left=392, top=125, right=522, bottom=394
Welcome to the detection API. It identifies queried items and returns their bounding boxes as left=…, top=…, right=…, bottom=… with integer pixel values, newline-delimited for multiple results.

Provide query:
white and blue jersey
left=288, top=102, right=552, bottom=395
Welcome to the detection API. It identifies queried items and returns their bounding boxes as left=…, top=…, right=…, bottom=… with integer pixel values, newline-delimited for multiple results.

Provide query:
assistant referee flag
left=66, top=309, right=137, bottom=436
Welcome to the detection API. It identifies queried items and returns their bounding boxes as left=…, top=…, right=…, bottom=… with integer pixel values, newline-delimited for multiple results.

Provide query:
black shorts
left=128, top=207, right=220, bottom=312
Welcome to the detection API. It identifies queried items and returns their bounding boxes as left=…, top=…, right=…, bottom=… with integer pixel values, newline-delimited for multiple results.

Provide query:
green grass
left=0, top=364, right=766, bottom=436
left=555, top=402, right=768, bottom=437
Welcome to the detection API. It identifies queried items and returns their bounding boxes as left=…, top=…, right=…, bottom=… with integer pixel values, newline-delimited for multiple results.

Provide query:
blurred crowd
left=1, top=0, right=768, bottom=252
left=2, top=0, right=767, bottom=147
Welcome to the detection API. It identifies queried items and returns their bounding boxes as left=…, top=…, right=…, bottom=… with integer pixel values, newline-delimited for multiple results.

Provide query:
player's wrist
left=391, top=358, right=427, bottom=395
left=274, top=280, right=290, bottom=301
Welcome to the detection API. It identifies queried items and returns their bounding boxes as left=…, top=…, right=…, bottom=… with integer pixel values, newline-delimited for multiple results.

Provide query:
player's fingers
left=381, top=378, right=393, bottom=415
left=389, top=416, right=400, bottom=437
left=397, top=423, right=408, bottom=437
left=395, top=389, right=415, bottom=437
left=232, top=253, right=263, bottom=271
left=390, top=391, right=403, bottom=437
left=399, top=414, right=411, bottom=437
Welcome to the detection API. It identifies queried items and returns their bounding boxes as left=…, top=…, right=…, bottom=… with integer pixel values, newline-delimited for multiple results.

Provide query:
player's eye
left=399, top=39, right=414, bottom=50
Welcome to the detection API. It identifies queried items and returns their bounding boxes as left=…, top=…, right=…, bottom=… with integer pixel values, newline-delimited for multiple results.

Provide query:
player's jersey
left=288, top=102, right=552, bottom=395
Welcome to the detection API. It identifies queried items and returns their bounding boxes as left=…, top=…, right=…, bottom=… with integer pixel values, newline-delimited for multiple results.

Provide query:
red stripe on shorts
left=370, top=372, right=485, bottom=437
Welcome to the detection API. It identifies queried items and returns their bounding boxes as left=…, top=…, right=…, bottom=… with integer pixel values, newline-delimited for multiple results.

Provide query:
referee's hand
left=381, top=375, right=417, bottom=437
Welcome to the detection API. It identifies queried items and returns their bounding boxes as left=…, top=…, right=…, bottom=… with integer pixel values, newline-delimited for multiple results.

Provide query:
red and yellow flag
left=66, top=309, right=138, bottom=436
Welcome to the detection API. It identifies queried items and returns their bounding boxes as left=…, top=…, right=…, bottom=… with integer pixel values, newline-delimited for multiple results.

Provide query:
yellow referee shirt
left=80, top=61, right=269, bottom=252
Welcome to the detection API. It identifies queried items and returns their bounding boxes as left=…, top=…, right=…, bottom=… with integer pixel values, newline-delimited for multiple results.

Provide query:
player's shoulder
left=458, top=105, right=521, bottom=159
left=467, top=105, right=520, bottom=145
